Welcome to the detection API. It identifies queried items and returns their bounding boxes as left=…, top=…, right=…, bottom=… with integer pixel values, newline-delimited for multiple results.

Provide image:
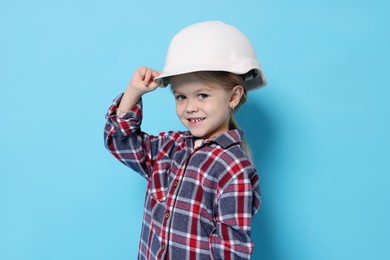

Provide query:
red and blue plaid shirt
left=104, top=94, right=261, bottom=259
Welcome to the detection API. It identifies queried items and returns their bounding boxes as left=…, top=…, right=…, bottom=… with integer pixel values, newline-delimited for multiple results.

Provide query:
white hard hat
left=155, top=21, right=267, bottom=90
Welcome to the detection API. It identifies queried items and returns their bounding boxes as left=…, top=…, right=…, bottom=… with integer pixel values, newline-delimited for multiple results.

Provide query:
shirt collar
left=183, top=129, right=243, bottom=149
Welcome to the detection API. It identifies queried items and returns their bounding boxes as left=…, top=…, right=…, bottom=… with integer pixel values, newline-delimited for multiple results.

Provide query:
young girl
left=104, top=21, right=267, bottom=260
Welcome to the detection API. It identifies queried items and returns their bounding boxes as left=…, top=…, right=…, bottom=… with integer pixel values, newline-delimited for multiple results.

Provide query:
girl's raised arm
left=104, top=66, right=168, bottom=180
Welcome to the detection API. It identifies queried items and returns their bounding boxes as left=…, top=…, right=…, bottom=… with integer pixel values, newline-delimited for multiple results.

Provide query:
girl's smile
left=187, top=117, right=206, bottom=125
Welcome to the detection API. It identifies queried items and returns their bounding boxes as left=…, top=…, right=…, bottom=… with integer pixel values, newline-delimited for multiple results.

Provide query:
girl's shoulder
left=222, top=144, right=255, bottom=172
left=200, top=132, right=257, bottom=183
left=208, top=129, right=254, bottom=166
left=211, top=144, right=258, bottom=193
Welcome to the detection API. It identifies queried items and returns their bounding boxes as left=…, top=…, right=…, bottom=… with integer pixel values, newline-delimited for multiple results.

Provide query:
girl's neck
left=194, top=139, right=203, bottom=148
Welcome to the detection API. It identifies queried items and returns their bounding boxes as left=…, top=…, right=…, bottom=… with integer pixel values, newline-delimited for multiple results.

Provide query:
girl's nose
left=186, top=100, right=199, bottom=113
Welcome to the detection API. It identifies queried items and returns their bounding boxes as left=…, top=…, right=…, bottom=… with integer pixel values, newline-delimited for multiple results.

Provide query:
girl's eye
left=175, top=95, right=186, bottom=101
left=198, top=93, right=208, bottom=100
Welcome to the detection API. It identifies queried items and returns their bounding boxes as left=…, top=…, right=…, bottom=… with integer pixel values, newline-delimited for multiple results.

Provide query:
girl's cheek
left=176, top=104, right=183, bottom=115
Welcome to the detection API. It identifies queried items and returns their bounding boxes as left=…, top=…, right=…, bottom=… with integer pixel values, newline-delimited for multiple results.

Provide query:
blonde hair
left=171, top=71, right=252, bottom=159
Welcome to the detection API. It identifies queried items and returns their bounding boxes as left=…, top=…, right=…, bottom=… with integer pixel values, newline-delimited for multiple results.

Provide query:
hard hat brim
left=155, top=62, right=267, bottom=91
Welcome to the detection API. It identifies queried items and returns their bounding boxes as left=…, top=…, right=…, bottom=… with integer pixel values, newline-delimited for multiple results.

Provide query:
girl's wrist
left=118, top=89, right=142, bottom=112
left=126, top=84, right=144, bottom=96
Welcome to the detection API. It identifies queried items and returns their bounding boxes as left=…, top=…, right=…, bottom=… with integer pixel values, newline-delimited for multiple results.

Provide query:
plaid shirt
left=104, top=94, right=261, bottom=259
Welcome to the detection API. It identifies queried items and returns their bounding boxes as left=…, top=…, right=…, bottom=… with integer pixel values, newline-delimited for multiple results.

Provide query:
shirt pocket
left=148, top=162, right=170, bottom=203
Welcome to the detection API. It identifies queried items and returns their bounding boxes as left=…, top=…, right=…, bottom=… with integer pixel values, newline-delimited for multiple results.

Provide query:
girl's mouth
left=188, top=118, right=205, bottom=124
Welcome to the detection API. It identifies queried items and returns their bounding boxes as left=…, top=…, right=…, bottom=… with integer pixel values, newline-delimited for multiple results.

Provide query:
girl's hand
left=128, top=66, right=162, bottom=95
left=118, top=66, right=162, bottom=112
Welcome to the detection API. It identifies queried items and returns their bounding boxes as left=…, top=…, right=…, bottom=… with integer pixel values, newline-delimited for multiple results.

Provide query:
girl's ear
left=229, top=85, right=244, bottom=109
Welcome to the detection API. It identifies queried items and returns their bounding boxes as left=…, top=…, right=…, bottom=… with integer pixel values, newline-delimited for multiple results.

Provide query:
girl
left=104, top=21, right=267, bottom=259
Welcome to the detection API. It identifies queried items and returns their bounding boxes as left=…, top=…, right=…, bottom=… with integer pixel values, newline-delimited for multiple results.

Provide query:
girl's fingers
left=150, top=79, right=161, bottom=89
left=152, top=70, right=161, bottom=77
left=152, top=70, right=162, bottom=81
left=133, top=67, right=162, bottom=91
left=143, top=68, right=153, bottom=86
left=138, top=66, right=147, bottom=79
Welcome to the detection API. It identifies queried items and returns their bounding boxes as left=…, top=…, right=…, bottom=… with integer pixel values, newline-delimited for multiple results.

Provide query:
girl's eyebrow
left=172, top=90, right=183, bottom=95
left=192, top=85, right=215, bottom=93
left=173, top=85, right=214, bottom=95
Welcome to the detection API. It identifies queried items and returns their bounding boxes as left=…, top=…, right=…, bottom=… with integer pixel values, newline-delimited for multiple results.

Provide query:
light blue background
left=1, top=0, right=389, bottom=259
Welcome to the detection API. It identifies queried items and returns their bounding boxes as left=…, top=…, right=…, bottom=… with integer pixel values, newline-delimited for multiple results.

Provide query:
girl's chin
left=188, top=130, right=207, bottom=139
left=189, top=130, right=219, bottom=140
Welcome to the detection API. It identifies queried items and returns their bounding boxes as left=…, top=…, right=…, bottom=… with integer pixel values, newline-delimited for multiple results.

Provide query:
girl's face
left=172, top=76, right=234, bottom=140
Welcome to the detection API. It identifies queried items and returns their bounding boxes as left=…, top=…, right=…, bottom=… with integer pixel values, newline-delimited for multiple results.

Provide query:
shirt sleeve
left=103, top=93, right=171, bottom=180
left=210, top=169, right=261, bottom=260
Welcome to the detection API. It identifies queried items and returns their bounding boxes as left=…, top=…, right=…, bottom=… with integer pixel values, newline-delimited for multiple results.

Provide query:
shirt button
left=162, top=243, right=166, bottom=250
left=165, top=212, right=170, bottom=219
left=173, top=181, right=178, bottom=187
